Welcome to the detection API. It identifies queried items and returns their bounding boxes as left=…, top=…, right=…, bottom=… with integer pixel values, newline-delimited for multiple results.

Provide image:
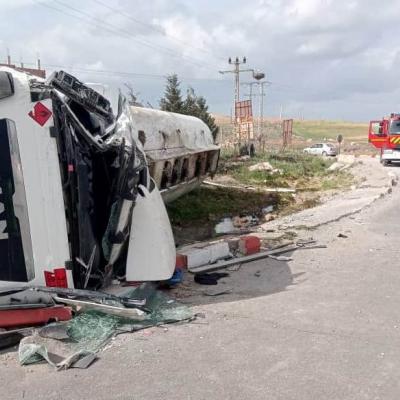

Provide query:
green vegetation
left=293, top=120, right=367, bottom=140
left=159, top=74, right=219, bottom=140
left=167, top=152, right=354, bottom=241
left=159, top=74, right=183, bottom=113
left=220, top=152, right=353, bottom=191
left=167, top=186, right=280, bottom=226
left=319, top=172, right=354, bottom=190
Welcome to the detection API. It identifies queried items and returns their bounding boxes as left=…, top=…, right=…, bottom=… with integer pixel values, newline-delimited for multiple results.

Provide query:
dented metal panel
left=130, top=106, right=218, bottom=152
left=126, top=181, right=176, bottom=281
left=130, top=106, right=220, bottom=201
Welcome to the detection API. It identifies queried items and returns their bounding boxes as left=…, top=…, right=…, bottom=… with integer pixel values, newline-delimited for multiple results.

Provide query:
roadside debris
left=215, top=218, right=235, bottom=234
left=39, top=324, right=70, bottom=340
left=263, top=187, right=296, bottom=193
left=233, top=215, right=259, bottom=228
left=0, top=306, right=72, bottom=329
left=184, top=242, right=232, bottom=269
left=202, top=288, right=232, bottom=297
left=238, top=236, right=261, bottom=255
left=268, top=255, right=293, bottom=261
left=164, top=268, right=185, bottom=287
left=248, top=162, right=281, bottom=174
left=0, top=328, right=33, bottom=350
left=194, top=272, right=229, bottom=285
left=337, top=233, right=349, bottom=238
left=0, top=284, right=193, bottom=370
left=264, top=214, right=276, bottom=222
left=214, top=214, right=261, bottom=235
left=52, top=297, right=146, bottom=320
left=262, top=205, right=274, bottom=214
left=188, top=250, right=272, bottom=274
left=327, top=162, right=351, bottom=172
left=203, top=180, right=296, bottom=193
left=187, top=239, right=326, bottom=274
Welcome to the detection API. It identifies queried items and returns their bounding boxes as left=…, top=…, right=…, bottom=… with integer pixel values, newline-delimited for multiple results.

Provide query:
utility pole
left=242, top=81, right=258, bottom=138
left=258, top=81, right=269, bottom=139
left=242, top=81, right=258, bottom=102
left=219, top=57, right=253, bottom=123
left=242, top=79, right=269, bottom=140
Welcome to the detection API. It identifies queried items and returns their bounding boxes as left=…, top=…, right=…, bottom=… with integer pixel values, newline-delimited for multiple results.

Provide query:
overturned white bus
left=0, top=67, right=219, bottom=290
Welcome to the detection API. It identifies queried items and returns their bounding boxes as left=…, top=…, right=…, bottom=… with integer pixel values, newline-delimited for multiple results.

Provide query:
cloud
left=0, top=0, right=399, bottom=120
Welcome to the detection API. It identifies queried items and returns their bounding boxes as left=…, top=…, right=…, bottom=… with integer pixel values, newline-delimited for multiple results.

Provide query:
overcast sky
left=1, top=0, right=400, bottom=121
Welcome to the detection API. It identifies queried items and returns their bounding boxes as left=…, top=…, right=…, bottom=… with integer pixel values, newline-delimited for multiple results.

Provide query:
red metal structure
left=368, top=113, right=400, bottom=149
left=0, top=306, right=72, bottom=328
left=235, top=100, right=254, bottom=145
left=368, top=113, right=400, bottom=164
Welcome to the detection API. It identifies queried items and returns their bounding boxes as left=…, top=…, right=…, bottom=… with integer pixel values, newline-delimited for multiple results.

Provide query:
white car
left=303, top=143, right=337, bottom=156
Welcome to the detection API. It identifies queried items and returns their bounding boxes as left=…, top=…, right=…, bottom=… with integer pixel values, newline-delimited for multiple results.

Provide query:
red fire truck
left=368, top=113, right=400, bottom=165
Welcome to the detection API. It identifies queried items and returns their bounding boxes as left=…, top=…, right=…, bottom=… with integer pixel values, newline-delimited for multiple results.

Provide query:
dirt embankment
left=168, top=153, right=357, bottom=244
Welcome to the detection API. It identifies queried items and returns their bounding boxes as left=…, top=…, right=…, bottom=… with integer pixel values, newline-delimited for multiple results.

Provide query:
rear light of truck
left=44, top=268, right=68, bottom=288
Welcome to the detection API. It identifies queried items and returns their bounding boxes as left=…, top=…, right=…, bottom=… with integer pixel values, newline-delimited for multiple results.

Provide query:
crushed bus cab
left=0, top=67, right=220, bottom=290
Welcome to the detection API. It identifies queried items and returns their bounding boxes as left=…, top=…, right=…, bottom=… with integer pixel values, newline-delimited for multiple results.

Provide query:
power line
left=46, top=64, right=231, bottom=82
left=91, top=0, right=224, bottom=62
left=2, top=59, right=232, bottom=82
left=219, top=56, right=254, bottom=110
left=33, top=0, right=219, bottom=71
left=45, top=64, right=167, bottom=79
left=52, top=0, right=205, bottom=67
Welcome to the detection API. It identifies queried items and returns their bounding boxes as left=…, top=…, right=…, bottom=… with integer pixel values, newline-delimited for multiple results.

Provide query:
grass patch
left=215, top=118, right=368, bottom=143
left=168, top=151, right=355, bottom=243
left=319, top=171, right=354, bottom=190
left=167, top=186, right=282, bottom=226
left=221, top=152, right=338, bottom=189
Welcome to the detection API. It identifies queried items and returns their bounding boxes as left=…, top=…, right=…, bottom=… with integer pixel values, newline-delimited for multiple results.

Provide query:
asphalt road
left=1, top=181, right=400, bottom=399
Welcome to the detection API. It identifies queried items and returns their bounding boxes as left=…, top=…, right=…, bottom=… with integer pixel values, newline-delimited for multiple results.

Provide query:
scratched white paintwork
left=0, top=67, right=72, bottom=287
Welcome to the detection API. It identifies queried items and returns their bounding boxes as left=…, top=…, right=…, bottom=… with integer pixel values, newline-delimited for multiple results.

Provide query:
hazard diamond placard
left=28, top=102, right=52, bottom=126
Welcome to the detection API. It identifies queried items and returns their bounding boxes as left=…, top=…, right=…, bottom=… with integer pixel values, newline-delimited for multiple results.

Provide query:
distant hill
left=293, top=120, right=367, bottom=141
